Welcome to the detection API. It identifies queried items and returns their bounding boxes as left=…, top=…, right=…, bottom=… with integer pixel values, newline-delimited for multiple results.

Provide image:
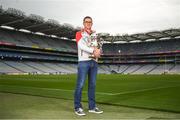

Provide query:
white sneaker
left=75, top=108, right=86, bottom=116
left=89, top=107, right=103, bottom=114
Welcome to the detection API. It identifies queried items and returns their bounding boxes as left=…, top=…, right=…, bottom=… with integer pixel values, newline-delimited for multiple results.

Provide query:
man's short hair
left=83, top=16, right=92, bottom=22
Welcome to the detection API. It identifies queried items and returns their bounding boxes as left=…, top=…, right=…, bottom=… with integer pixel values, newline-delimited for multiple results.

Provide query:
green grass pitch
left=0, top=74, right=180, bottom=118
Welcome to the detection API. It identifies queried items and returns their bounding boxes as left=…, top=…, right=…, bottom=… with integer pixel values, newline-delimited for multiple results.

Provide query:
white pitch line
left=109, top=85, right=180, bottom=96
left=0, top=85, right=179, bottom=96
left=0, top=85, right=113, bottom=95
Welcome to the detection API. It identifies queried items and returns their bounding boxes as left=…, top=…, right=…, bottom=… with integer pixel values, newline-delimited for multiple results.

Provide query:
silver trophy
left=88, top=33, right=104, bottom=60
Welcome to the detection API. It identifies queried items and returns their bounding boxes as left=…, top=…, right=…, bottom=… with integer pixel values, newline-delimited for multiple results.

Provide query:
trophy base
left=89, top=55, right=98, bottom=62
left=89, top=55, right=96, bottom=59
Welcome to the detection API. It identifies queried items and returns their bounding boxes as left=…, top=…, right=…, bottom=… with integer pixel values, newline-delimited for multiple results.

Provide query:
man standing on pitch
left=74, top=16, right=103, bottom=116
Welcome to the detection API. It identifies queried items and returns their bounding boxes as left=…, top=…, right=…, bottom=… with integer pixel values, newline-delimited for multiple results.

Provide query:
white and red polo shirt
left=76, top=29, right=98, bottom=61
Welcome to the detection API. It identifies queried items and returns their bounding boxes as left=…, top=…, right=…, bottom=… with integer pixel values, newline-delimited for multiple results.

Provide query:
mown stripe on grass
left=110, top=85, right=180, bottom=95
left=0, top=84, right=179, bottom=96
left=0, top=84, right=113, bottom=95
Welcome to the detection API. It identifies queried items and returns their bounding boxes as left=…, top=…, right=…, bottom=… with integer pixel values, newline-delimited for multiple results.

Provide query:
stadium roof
left=100, top=29, right=180, bottom=43
left=0, top=6, right=79, bottom=39
left=0, top=6, right=180, bottom=42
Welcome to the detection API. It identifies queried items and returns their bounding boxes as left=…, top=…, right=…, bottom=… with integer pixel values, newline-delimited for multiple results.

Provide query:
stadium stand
left=0, top=28, right=77, bottom=52
left=0, top=6, right=180, bottom=75
left=103, top=38, right=180, bottom=55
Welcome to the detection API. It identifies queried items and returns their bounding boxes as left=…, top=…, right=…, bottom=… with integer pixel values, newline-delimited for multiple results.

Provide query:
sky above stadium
left=0, top=0, right=180, bottom=35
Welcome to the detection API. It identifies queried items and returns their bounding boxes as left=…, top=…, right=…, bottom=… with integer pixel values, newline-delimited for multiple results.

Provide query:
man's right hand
left=93, top=47, right=101, bottom=58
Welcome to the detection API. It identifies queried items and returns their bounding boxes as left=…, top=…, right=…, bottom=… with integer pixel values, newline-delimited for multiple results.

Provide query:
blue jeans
left=74, top=60, right=98, bottom=110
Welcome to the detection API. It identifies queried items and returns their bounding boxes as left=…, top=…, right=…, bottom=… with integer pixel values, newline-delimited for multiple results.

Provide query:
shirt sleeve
left=76, top=32, right=94, bottom=54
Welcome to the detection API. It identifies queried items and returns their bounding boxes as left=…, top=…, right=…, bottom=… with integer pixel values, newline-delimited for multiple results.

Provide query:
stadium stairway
left=145, top=65, right=159, bottom=74
left=169, top=64, right=176, bottom=71
left=3, top=61, right=25, bottom=73
left=130, top=65, right=144, bottom=74
left=120, top=65, right=131, bottom=74
left=23, top=62, right=46, bottom=74
left=0, top=61, right=21, bottom=74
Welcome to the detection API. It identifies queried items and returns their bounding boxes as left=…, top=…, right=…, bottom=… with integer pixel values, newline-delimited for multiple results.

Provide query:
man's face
left=83, top=18, right=93, bottom=30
